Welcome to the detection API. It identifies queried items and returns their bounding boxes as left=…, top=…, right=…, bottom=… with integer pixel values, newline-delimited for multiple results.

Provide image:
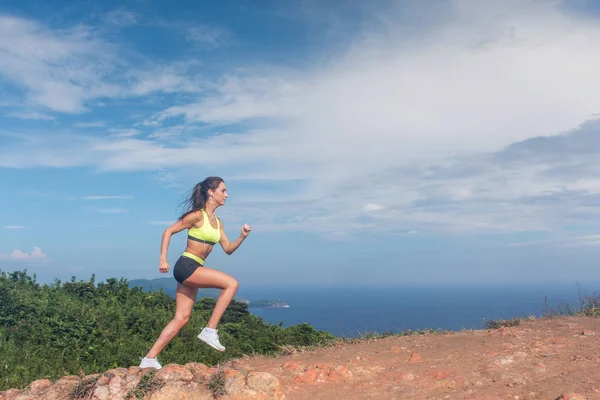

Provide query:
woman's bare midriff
left=185, top=240, right=214, bottom=261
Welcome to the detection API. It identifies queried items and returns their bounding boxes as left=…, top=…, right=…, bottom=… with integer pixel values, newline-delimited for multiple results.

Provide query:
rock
left=108, top=375, right=124, bottom=399
left=223, top=369, right=283, bottom=399
left=29, top=379, right=53, bottom=396
left=154, top=364, right=195, bottom=383
left=56, top=375, right=81, bottom=387
left=95, top=367, right=128, bottom=386
left=2, top=389, right=21, bottom=400
left=326, top=366, right=353, bottom=383
left=225, top=370, right=251, bottom=395
left=185, top=362, right=211, bottom=382
left=281, top=361, right=303, bottom=374
left=409, top=353, right=422, bottom=362
left=92, top=385, right=110, bottom=400
left=38, top=375, right=81, bottom=400
left=13, top=394, right=36, bottom=400
left=247, top=372, right=284, bottom=399
left=294, top=368, right=320, bottom=384
left=150, top=381, right=212, bottom=400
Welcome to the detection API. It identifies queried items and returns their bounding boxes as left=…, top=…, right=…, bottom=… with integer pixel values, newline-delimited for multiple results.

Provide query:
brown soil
left=232, top=316, right=600, bottom=399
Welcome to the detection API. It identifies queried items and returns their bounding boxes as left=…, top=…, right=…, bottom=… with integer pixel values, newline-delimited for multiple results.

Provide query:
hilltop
left=2, top=316, right=599, bottom=399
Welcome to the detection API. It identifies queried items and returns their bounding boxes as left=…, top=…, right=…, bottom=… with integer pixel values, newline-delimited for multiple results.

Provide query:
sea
left=238, top=283, right=597, bottom=338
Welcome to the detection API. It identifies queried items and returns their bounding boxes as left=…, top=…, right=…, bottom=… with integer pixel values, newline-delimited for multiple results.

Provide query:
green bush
left=0, top=270, right=334, bottom=390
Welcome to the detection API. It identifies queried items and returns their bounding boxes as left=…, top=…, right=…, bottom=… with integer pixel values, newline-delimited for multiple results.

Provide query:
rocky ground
left=1, top=316, right=599, bottom=399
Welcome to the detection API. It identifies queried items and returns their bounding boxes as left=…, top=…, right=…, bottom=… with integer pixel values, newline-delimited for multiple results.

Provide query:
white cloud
left=0, top=16, right=117, bottom=112
left=2, top=225, right=25, bottom=229
left=108, top=128, right=141, bottom=138
left=104, top=9, right=139, bottom=26
left=6, top=111, right=55, bottom=120
left=4, top=1, right=600, bottom=237
left=0, top=247, right=48, bottom=262
left=363, top=203, right=385, bottom=212
left=130, top=65, right=201, bottom=96
left=0, top=15, right=202, bottom=113
left=75, top=121, right=106, bottom=128
left=186, top=25, right=230, bottom=49
left=82, top=195, right=133, bottom=200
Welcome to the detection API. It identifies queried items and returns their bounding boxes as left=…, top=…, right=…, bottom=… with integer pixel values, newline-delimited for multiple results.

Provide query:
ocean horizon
left=237, top=283, right=598, bottom=338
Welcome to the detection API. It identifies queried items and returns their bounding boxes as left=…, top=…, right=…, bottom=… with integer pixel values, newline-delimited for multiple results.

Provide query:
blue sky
left=2, top=0, right=600, bottom=288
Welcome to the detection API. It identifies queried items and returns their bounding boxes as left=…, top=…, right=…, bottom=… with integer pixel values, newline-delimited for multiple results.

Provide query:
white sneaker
left=198, top=328, right=225, bottom=351
left=139, top=357, right=162, bottom=369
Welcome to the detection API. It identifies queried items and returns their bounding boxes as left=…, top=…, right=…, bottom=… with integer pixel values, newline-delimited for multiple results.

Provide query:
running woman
left=139, top=177, right=251, bottom=369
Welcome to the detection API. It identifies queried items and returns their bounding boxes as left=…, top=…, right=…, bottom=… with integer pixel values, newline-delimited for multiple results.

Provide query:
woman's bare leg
left=146, top=283, right=198, bottom=358
left=183, top=267, right=238, bottom=329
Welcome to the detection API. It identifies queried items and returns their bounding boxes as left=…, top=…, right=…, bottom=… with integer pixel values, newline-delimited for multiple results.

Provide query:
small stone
left=247, top=371, right=283, bottom=399
left=29, top=379, right=53, bottom=395
left=92, top=385, right=110, bottom=400
left=582, top=330, right=596, bottom=336
left=3, top=389, right=21, bottom=400
left=409, top=353, right=422, bottom=363
left=294, top=368, right=320, bottom=384
left=400, top=372, right=415, bottom=381
left=150, top=383, right=213, bottom=400
left=154, top=364, right=195, bottom=383
left=557, top=394, right=586, bottom=400
left=326, top=366, right=353, bottom=383
left=108, top=375, right=124, bottom=399
left=281, top=361, right=304, bottom=374
left=493, top=356, right=514, bottom=366
left=224, top=370, right=249, bottom=395
left=186, top=362, right=211, bottom=382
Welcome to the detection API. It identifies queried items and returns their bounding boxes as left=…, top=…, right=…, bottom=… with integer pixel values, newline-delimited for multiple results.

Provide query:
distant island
left=128, top=278, right=289, bottom=309
left=249, top=300, right=290, bottom=308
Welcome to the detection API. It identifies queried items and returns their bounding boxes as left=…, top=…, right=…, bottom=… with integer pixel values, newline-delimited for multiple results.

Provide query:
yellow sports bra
left=188, top=209, right=221, bottom=245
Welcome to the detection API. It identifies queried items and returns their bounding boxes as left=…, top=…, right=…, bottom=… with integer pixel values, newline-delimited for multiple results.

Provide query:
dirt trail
left=234, top=316, right=600, bottom=399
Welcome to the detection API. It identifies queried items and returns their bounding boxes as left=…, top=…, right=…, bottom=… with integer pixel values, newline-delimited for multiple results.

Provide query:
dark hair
left=179, top=176, right=224, bottom=220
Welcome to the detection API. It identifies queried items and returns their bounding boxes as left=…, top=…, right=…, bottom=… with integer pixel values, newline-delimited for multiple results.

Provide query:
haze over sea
left=240, top=283, right=597, bottom=338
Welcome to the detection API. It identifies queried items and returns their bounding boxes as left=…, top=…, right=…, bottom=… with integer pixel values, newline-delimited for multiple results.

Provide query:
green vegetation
left=207, top=369, right=226, bottom=399
left=0, top=270, right=334, bottom=391
left=542, top=289, right=600, bottom=318
left=481, top=288, right=600, bottom=329
left=69, top=374, right=100, bottom=400
left=483, top=316, right=522, bottom=329
left=124, top=370, right=163, bottom=400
